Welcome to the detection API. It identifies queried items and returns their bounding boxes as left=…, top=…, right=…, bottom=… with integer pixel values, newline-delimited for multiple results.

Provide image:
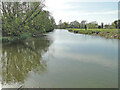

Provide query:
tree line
left=1, top=1, right=55, bottom=37
left=56, top=20, right=120, bottom=29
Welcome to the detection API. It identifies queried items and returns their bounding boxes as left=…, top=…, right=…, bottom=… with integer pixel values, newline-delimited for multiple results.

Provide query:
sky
left=45, top=0, right=119, bottom=25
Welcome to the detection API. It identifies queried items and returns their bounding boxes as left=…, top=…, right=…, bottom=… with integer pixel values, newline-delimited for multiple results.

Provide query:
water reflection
left=1, top=36, right=52, bottom=85
left=0, top=29, right=118, bottom=88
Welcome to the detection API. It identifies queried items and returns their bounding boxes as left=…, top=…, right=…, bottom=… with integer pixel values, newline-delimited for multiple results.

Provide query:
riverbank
left=66, top=28, right=119, bottom=39
left=1, top=33, right=32, bottom=42
left=1, top=30, right=54, bottom=43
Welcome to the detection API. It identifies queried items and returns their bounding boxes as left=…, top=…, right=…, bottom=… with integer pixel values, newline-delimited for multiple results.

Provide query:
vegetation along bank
left=56, top=20, right=120, bottom=39
left=67, top=29, right=119, bottom=39
left=1, top=1, right=55, bottom=42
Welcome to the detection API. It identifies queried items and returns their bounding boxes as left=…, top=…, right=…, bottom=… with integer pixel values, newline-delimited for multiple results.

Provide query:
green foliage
left=20, top=33, right=32, bottom=38
left=2, top=1, right=55, bottom=37
left=60, top=22, right=68, bottom=29
left=87, top=21, right=98, bottom=29
left=56, top=20, right=120, bottom=30
left=87, top=23, right=96, bottom=29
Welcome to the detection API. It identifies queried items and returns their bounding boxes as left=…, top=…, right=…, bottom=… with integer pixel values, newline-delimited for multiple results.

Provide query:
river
left=0, top=29, right=118, bottom=88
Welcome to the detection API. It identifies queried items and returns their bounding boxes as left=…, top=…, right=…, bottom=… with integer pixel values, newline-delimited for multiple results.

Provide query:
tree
left=105, top=24, right=110, bottom=29
left=87, top=21, right=98, bottom=29
left=98, top=26, right=101, bottom=29
left=80, top=20, right=87, bottom=28
left=61, top=22, right=69, bottom=29
left=101, top=22, right=104, bottom=29
left=1, top=1, right=55, bottom=37
left=58, top=20, right=62, bottom=29
left=112, top=20, right=120, bottom=29
left=85, top=25, right=87, bottom=30
left=70, top=20, right=80, bottom=28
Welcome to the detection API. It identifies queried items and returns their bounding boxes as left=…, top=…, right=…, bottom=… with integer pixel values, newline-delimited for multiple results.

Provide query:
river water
left=0, top=29, right=118, bottom=88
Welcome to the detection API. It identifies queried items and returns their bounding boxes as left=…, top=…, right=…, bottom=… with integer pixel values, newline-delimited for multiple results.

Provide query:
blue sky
left=45, top=0, right=118, bottom=25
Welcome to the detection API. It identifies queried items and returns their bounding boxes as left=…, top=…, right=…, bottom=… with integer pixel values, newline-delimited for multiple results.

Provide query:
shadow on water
left=1, top=36, right=52, bottom=85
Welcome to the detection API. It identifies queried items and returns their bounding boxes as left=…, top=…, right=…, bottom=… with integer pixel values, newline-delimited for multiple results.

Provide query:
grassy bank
left=66, top=28, right=119, bottom=39
left=1, top=33, right=32, bottom=42
left=1, top=29, right=54, bottom=43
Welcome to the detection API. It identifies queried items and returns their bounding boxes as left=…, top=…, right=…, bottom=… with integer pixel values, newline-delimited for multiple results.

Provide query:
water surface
left=0, top=29, right=118, bottom=88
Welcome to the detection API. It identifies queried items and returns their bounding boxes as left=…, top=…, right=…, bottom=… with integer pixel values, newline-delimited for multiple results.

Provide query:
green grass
left=66, top=28, right=119, bottom=39
left=67, top=28, right=118, bottom=31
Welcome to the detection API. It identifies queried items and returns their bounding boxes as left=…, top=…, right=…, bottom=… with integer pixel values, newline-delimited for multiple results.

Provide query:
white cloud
left=81, top=10, right=118, bottom=15
left=45, top=0, right=118, bottom=24
left=49, top=10, right=117, bottom=24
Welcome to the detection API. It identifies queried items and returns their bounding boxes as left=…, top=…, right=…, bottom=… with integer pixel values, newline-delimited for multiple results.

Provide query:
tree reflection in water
left=1, top=36, right=52, bottom=85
